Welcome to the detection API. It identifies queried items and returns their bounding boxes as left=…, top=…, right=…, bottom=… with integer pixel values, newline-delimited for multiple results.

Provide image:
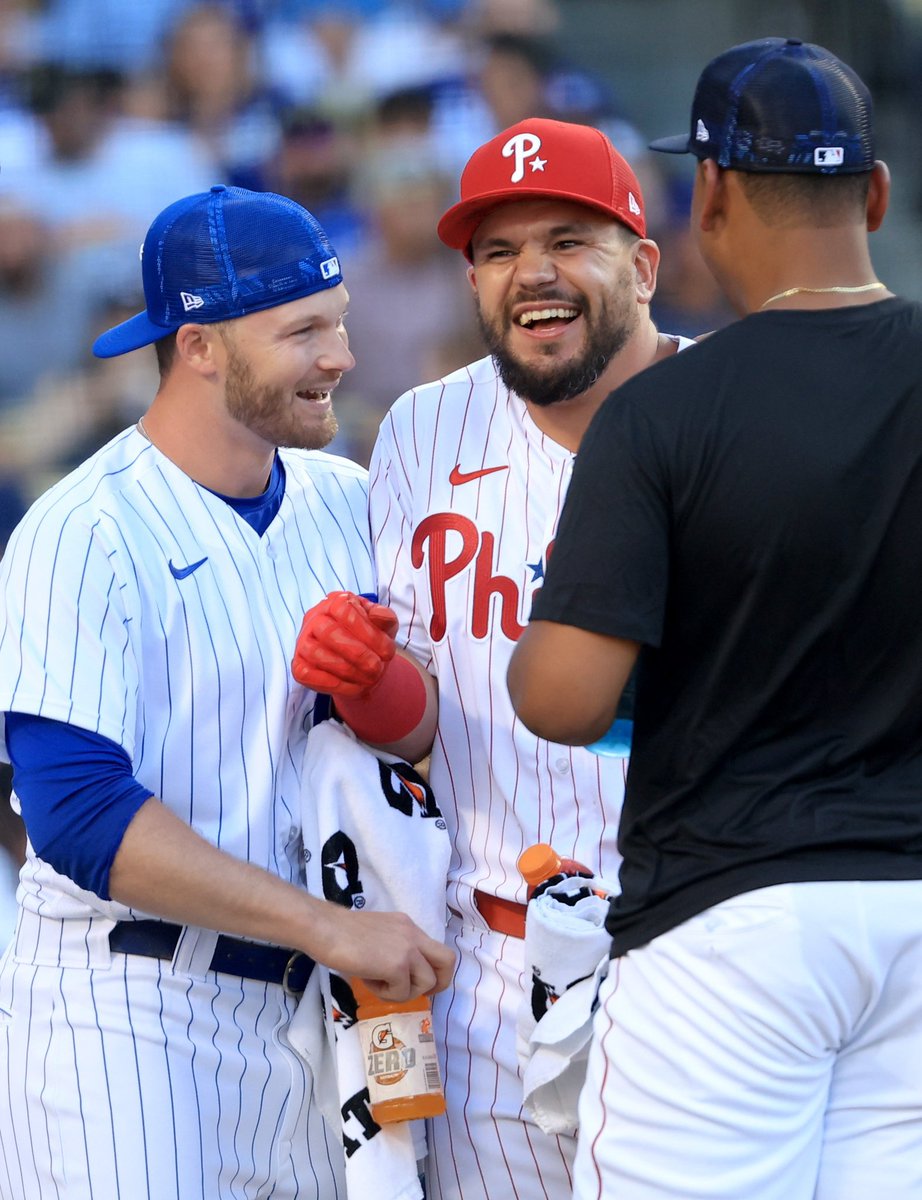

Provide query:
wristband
left=333, top=654, right=427, bottom=745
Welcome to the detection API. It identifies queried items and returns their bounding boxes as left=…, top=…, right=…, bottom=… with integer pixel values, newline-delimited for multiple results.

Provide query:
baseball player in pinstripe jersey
left=293, top=119, right=696, bottom=1198
left=0, top=185, right=452, bottom=1200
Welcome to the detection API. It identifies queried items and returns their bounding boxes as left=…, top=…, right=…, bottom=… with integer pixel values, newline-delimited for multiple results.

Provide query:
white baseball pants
left=573, top=880, right=922, bottom=1199
left=0, top=913, right=345, bottom=1200
left=426, top=912, right=576, bottom=1200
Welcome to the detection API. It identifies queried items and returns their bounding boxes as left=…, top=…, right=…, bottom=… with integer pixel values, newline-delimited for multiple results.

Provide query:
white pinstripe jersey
left=0, top=426, right=375, bottom=929
left=370, top=352, right=674, bottom=922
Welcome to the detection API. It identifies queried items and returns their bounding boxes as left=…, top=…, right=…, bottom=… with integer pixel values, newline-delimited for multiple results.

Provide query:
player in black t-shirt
left=509, top=37, right=922, bottom=1200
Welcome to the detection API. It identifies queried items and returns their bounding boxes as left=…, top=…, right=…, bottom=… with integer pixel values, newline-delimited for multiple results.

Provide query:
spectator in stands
left=268, top=107, right=368, bottom=261
left=0, top=200, right=113, bottom=407
left=649, top=177, right=736, bottom=340
left=332, top=137, right=482, bottom=463
left=20, top=0, right=193, bottom=74
left=460, top=0, right=559, bottom=37
left=476, top=32, right=555, bottom=128
left=0, top=63, right=215, bottom=277
left=0, top=288, right=154, bottom=500
left=429, top=29, right=651, bottom=179
left=259, top=0, right=467, bottom=121
left=161, top=3, right=288, bottom=191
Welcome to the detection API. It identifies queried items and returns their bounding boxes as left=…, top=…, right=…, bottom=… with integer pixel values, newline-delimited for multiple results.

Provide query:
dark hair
left=484, top=33, right=558, bottom=76
left=154, top=332, right=178, bottom=378
left=376, top=85, right=435, bottom=128
left=26, top=63, right=122, bottom=114
left=737, top=170, right=871, bottom=228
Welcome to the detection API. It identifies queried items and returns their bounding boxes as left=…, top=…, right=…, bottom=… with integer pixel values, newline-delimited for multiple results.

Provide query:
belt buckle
left=282, top=950, right=309, bottom=998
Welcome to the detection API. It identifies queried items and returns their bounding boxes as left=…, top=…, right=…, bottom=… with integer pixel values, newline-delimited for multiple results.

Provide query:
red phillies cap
left=438, top=117, right=647, bottom=260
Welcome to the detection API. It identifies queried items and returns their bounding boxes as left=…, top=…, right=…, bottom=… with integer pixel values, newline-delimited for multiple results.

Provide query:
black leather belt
left=109, top=920, right=314, bottom=996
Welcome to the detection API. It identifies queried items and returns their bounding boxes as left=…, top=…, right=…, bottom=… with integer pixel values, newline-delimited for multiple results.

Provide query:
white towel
left=286, top=718, right=451, bottom=1200
left=515, top=875, right=615, bottom=1136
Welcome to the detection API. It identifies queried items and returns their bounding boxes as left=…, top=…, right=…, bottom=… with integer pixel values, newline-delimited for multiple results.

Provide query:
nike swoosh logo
left=169, top=556, right=208, bottom=580
left=449, top=464, right=509, bottom=486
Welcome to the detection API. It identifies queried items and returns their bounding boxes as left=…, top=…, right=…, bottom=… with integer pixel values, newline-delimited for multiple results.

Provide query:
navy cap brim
left=648, top=133, right=694, bottom=154
left=93, top=311, right=178, bottom=359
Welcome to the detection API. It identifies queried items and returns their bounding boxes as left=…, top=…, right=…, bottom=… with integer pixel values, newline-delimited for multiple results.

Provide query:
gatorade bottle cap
left=517, top=843, right=562, bottom=885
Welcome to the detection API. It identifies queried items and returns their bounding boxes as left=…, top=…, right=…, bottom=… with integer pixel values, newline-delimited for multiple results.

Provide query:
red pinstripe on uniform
left=369, top=355, right=632, bottom=1199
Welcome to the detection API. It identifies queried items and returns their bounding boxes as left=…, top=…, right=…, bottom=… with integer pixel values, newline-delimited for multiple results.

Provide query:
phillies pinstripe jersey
left=369, top=352, right=632, bottom=920
left=0, top=426, right=375, bottom=926
left=371, top=345, right=695, bottom=1200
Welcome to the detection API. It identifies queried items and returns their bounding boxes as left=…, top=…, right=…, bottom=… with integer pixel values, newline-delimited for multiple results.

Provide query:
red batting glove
left=292, top=591, right=399, bottom=698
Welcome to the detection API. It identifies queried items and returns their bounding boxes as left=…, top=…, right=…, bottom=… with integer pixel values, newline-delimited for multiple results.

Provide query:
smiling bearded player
left=362, top=119, right=695, bottom=1199
left=0, top=184, right=454, bottom=1200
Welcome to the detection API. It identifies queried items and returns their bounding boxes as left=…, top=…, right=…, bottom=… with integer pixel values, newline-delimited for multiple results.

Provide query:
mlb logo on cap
left=438, top=117, right=647, bottom=260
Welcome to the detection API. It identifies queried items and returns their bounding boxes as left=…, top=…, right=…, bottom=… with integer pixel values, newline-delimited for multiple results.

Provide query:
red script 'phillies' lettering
left=412, top=513, right=538, bottom=642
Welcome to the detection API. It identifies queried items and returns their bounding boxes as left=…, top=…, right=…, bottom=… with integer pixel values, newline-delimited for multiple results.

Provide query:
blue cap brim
left=93, top=311, right=178, bottom=359
left=648, top=134, right=694, bottom=154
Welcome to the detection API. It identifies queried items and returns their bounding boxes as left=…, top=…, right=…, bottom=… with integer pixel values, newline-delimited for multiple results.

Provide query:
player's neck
left=736, top=224, right=883, bottom=314
left=137, top=402, right=276, bottom=498
left=523, top=317, right=671, bottom=453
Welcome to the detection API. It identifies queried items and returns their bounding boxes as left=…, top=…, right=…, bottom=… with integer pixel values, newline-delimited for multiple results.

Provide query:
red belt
left=473, top=890, right=527, bottom=939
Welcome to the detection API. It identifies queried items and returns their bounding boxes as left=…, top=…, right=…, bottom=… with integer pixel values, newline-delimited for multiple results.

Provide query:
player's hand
left=292, top=591, right=399, bottom=698
left=318, top=907, right=456, bottom=1001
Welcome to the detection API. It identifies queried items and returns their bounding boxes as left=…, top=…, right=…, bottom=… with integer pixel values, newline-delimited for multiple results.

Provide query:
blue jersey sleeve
left=4, top=713, right=154, bottom=900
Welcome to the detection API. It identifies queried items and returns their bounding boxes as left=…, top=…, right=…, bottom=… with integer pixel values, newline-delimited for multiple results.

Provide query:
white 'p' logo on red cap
left=502, top=133, right=542, bottom=183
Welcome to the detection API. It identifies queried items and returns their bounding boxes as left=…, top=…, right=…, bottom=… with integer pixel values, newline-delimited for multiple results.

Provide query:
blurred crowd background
left=1, top=0, right=922, bottom=936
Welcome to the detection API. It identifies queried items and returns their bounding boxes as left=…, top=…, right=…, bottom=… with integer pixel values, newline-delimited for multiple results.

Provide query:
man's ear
left=866, top=160, right=890, bottom=233
left=466, top=263, right=478, bottom=295
left=632, top=238, right=661, bottom=305
left=175, top=323, right=222, bottom=377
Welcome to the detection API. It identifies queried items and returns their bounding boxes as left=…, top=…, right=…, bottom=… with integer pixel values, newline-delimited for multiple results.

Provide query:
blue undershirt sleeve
left=4, top=712, right=154, bottom=901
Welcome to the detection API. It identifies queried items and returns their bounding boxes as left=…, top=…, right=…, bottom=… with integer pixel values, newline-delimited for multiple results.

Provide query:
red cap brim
left=438, top=189, right=643, bottom=261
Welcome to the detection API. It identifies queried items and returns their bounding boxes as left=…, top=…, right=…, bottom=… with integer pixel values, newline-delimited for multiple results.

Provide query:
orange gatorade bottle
left=517, top=843, right=594, bottom=900
left=352, top=978, right=446, bottom=1123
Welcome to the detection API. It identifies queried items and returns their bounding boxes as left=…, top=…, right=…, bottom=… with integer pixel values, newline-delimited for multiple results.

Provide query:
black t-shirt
left=532, top=298, right=922, bottom=954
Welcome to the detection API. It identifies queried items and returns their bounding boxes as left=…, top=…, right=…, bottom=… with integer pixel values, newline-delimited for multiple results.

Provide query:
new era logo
left=628, top=192, right=641, bottom=216
left=696, top=118, right=709, bottom=143
left=181, top=291, right=205, bottom=312
left=320, top=256, right=340, bottom=280
left=814, top=147, right=844, bottom=166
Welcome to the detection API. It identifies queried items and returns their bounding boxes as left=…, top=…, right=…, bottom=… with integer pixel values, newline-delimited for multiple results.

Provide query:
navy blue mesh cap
left=649, top=37, right=874, bottom=174
left=93, top=185, right=344, bottom=358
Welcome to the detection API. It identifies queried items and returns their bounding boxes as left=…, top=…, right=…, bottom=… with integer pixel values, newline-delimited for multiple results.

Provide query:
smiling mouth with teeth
left=517, top=307, right=580, bottom=328
left=297, top=389, right=330, bottom=401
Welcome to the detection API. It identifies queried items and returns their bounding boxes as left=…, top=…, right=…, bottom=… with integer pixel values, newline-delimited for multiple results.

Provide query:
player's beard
left=223, top=344, right=339, bottom=450
left=477, top=269, right=637, bottom=408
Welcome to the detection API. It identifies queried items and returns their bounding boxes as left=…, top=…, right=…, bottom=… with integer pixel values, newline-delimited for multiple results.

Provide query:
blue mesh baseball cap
left=649, top=38, right=874, bottom=174
left=93, top=185, right=344, bottom=358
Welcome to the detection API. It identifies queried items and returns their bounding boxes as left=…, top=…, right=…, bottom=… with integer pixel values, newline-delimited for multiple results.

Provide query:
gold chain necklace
left=759, top=281, right=886, bottom=310
left=137, top=415, right=152, bottom=441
